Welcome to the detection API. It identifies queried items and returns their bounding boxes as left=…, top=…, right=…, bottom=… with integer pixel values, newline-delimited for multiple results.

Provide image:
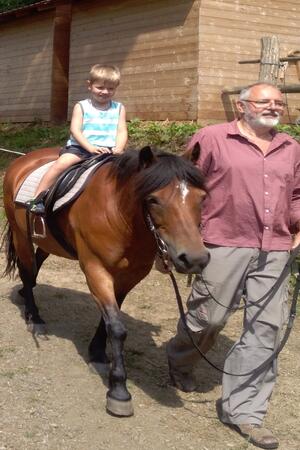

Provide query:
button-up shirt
left=188, top=120, right=300, bottom=251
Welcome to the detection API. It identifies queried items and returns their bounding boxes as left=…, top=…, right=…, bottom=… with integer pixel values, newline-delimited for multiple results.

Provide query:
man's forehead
left=250, top=85, right=283, bottom=99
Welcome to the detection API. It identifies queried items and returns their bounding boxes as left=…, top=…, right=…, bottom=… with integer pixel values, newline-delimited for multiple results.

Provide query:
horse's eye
left=147, top=196, right=160, bottom=206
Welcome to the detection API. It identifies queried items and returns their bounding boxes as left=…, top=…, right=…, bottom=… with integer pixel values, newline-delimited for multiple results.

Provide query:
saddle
left=44, top=153, right=115, bottom=214
left=15, top=153, right=115, bottom=250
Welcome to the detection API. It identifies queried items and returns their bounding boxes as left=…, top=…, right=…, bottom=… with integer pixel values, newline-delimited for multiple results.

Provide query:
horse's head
left=138, top=146, right=210, bottom=273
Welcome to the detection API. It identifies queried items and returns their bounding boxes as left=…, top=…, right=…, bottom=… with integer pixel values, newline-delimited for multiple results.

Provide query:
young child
left=29, top=64, right=128, bottom=214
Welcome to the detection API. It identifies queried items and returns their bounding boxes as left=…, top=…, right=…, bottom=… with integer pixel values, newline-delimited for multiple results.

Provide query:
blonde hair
left=88, top=64, right=121, bottom=86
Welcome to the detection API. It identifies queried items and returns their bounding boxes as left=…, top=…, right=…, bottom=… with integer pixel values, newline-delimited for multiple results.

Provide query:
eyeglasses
left=243, top=99, right=286, bottom=108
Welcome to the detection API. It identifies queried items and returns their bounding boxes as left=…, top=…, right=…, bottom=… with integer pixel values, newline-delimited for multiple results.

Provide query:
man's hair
left=88, top=64, right=121, bottom=86
left=239, top=82, right=281, bottom=101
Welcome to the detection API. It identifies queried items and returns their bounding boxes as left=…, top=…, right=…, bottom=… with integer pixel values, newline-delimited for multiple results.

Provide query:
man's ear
left=235, top=99, right=245, bottom=115
left=182, top=142, right=201, bottom=164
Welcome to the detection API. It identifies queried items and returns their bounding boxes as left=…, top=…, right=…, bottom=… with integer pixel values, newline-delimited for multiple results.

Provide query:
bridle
left=145, top=209, right=299, bottom=377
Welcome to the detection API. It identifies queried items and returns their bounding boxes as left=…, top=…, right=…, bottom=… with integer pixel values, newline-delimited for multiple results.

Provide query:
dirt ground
left=0, top=253, right=299, bottom=450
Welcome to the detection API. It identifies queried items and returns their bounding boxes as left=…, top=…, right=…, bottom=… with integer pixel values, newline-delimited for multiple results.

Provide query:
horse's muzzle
left=172, top=248, right=211, bottom=274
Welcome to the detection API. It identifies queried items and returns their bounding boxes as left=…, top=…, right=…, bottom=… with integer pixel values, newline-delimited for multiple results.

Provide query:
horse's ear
left=182, top=142, right=201, bottom=165
left=138, top=146, right=157, bottom=169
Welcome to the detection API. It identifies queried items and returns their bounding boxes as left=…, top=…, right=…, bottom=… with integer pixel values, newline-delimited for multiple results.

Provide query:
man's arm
left=290, top=155, right=300, bottom=248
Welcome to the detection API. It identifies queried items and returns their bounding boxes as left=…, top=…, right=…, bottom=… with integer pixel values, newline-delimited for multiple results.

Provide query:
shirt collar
left=226, top=119, right=290, bottom=146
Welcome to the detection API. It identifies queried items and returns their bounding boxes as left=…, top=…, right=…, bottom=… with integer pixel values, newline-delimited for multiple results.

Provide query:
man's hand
left=291, top=231, right=300, bottom=249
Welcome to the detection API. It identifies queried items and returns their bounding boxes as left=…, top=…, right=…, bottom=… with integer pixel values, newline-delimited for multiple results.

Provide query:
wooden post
left=258, top=36, right=280, bottom=84
left=50, top=1, right=72, bottom=124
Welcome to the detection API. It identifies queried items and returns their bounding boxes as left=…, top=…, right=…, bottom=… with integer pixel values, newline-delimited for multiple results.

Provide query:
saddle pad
left=15, top=160, right=102, bottom=212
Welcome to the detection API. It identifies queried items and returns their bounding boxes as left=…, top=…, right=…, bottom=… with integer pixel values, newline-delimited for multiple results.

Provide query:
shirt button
left=264, top=174, right=268, bottom=178
left=265, top=209, right=270, bottom=213
left=265, top=192, right=269, bottom=195
left=264, top=226, right=269, bottom=230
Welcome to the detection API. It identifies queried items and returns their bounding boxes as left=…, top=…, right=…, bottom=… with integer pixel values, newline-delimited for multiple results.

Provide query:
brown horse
left=2, top=145, right=209, bottom=417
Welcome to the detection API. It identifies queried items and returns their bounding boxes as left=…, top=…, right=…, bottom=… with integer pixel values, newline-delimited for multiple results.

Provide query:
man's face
left=237, top=85, right=285, bottom=128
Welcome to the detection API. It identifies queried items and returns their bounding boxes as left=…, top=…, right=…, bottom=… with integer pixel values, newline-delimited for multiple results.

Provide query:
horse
left=2, top=144, right=209, bottom=417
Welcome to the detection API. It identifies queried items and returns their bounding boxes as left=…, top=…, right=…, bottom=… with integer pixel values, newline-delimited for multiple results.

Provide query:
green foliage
left=127, top=118, right=199, bottom=153
left=277, top=124, right=300, bottom=141
left=0, top=122, right=68, bottom=152
left=0, top=0, right=40, bottom=13
left=0, top=120, right=300, bottom=172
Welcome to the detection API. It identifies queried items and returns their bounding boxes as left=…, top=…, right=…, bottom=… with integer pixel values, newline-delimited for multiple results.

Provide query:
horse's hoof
left=18, top=288, right=25, bottom=298
left=27, top=322, right=47, bottom=337
left=106, top=395, right=134, bottom=417
left=89, top=362, right=111, bottom=375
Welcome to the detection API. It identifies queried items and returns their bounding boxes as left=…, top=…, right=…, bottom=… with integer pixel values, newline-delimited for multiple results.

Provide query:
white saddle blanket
left=15, top=161, right=99, bottom=212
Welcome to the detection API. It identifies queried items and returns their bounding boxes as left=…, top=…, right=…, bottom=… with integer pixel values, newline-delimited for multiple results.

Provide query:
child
left=29, top=64, right=128, bottom=214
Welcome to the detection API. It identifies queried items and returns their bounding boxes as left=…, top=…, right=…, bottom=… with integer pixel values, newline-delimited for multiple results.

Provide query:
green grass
left=0, top=119, right=299, bottom=174
left=0, top=119, right=199, bottom=155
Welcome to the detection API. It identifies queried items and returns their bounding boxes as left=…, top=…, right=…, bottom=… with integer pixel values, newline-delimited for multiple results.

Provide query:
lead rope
left=167, top=264, right=299, bottom=377
left=199, top=245, right=300, bottom=312
left=146, top=211, right=299, bottom=377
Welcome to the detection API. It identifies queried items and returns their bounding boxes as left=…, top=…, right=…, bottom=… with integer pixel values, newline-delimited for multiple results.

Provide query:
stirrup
left=32, top=215, right=47, bottom=239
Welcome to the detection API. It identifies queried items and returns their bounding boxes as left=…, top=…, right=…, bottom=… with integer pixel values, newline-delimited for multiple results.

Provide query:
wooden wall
left=198, top=0, right=300, bottom=123
left=0, top=0, right=300, bottom=123
left=68, top=0, right=198, bottom=120
left=0, top=10, right=54, bottom=122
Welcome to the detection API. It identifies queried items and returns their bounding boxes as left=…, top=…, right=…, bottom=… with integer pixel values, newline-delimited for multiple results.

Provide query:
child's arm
left=69, top=103, right=104, bottom=154
left=113, top=105, right=128, bottom=154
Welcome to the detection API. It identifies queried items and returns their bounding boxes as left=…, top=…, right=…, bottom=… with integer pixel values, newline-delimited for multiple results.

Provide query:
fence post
left=258, top=36, right=280, bottom=84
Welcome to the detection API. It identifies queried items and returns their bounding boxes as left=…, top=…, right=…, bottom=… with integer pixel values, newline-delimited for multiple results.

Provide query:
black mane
left=110, top=148, right=206, bottom=200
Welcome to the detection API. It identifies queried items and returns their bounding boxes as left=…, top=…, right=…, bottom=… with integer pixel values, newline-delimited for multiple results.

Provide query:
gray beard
left=245, top=112, right=280, bottom=128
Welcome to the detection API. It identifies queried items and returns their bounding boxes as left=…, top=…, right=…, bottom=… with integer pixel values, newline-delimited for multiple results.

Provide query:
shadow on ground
left=10, top=283, right=235, bottom=410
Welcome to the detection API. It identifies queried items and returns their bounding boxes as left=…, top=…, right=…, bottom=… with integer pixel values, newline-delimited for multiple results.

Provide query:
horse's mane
left=109, top=148, right=206, bottom=200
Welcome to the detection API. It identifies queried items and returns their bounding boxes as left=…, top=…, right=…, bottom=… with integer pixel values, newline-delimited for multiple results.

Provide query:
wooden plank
left=72, top=0, right=197, bottom=26
left=50, top=2, right=72, bottom=124
left=201, top=1, right=300, bottom=22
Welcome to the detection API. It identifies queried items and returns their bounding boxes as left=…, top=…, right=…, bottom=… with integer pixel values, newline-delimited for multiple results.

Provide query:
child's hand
left=89, top=146, right=112, bottom=154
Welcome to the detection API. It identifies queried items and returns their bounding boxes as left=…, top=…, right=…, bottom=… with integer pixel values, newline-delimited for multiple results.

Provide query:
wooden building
left=1, top=0, right=300, bottom=124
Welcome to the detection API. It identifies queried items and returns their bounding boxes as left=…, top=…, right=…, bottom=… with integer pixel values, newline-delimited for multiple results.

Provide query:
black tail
left=1, top=222, right=18, bottom=278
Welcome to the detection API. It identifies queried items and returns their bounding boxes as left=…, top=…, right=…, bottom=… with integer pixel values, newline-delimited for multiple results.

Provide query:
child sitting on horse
left=29, top=64, right=128, bottom=214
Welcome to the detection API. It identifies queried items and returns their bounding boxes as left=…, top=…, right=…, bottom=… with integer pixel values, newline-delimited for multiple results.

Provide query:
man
left=167, top=82, right=300, bottom=449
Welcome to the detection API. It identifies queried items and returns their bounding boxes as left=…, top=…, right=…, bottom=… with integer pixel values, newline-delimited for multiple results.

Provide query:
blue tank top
left=67, top=99, right=122, bottom=148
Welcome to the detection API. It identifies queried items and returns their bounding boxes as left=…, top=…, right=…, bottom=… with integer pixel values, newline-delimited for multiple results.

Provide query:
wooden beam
left=222, top=84, right=300, bottom=95
left=50, top=1, right=72, bottom=124
left=239, top=56, right=300, bottom=64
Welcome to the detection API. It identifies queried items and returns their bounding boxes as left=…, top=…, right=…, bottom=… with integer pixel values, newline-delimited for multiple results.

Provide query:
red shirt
left=188, top=120, right=300, bottom=251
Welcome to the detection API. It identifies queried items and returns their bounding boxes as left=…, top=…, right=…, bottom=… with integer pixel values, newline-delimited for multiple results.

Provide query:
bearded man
left=167, top=83, right=300, bottom=449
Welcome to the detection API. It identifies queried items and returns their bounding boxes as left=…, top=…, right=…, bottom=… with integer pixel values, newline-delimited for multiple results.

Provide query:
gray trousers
left=167, top=246, right=290, bottom=425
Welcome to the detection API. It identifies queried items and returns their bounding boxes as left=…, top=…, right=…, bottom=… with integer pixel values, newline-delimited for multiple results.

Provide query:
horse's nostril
left=178, top=253, right=190, bottom=266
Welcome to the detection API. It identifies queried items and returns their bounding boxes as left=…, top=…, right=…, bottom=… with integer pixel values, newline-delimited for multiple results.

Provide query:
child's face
left=88, top=80, right=117, bottom=106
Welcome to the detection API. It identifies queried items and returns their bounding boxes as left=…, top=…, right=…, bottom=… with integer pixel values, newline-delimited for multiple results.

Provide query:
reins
left=199, top=246, right=300, bottom=312
left=145, top=211, right=299, bottom=377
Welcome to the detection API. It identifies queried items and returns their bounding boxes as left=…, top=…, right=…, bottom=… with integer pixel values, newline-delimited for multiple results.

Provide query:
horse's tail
left=1, top=222, right=18, bottom=278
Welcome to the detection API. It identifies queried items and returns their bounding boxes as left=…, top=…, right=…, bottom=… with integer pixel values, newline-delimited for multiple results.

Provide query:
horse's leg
left=18, top=247, right=49, bottom=298
left=89, top=294, right=125, bottom=374
left=104, top=303, right=133, bottom=417
left=13, top=236, right=47, bottom=335
left=83, top=265, right=132, bottom=415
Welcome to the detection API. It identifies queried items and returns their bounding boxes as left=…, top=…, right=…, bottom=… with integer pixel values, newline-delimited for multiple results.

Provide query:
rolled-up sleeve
left=290, top=156, right=300, bottom=229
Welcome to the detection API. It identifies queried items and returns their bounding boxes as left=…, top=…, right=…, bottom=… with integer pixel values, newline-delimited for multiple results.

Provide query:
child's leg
left=35, top=153, right=82, bottom=197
